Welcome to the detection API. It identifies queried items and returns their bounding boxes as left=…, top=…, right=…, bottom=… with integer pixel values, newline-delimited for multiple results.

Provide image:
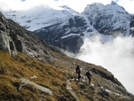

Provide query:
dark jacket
left=85, top=71, right=92, bottom=79
left=76, top=65, right=80, bottom=74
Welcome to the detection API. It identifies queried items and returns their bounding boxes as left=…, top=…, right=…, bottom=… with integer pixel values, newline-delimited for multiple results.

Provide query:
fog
left=75, top=36, right=134, bottom=94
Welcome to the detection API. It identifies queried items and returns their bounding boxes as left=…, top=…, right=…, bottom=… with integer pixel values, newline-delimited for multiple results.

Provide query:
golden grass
left=0, top=51, right=76, bottom=101
left=0, top=50, right=130, bottom=101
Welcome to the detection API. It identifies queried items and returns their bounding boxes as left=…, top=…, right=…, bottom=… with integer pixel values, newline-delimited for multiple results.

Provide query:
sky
left=0, top=0, right=134, bottom=94
left=0, top=0, right=134, bottom=14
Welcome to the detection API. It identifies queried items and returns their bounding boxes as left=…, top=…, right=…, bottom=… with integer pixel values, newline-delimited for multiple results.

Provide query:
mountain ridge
left=2, top=2, right=132, bottom=53
left=82, top=1, right=131, bottom=36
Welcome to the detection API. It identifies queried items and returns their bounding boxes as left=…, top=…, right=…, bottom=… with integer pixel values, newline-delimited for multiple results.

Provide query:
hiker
left=85, top=70, right=92, bottom=84
left=75, top=65, right=81, bottom=81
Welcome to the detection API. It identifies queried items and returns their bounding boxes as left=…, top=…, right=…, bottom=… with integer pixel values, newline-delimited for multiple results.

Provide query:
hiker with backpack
left=75, top=65, right=81, bottom=81
left=85, top=70, right=92, bottom=84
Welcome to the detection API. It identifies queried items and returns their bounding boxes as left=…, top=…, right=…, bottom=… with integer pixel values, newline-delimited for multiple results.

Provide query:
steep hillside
left=0, top=51, right=69, bottom=100
left=0, top=11, right=63, bottom=62
left=0, top=12, right=134, bottom=100
left=0, top=51, right=134, bottom=101
left=1, top=51, right=134, bottom=101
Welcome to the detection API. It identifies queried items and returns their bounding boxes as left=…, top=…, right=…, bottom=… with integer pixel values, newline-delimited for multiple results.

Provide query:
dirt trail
left=66, top=80, right=80, bottom=101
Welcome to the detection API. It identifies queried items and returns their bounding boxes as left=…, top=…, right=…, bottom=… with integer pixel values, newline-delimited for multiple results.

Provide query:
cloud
left=117, top=0, right=134, bottom=14
left=56, top=0, right=111, bottom=12
left=0, top=0, right=133, bottom=13
left=75, top=36, right=134, bottom=94
left=0, top=0, right=57, bottom=11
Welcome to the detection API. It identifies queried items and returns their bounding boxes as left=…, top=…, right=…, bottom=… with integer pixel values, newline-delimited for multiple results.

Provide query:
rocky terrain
left=0, top=12, right=134, bottom=101
left=0, top=11, right=63, bottom=63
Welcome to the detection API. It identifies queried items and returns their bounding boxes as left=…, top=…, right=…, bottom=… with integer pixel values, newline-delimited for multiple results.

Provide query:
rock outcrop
left=0, top=13, right=18, bottom=56
left=0, top=12, right=63, bottom=62
left=19, top=78, right=52, bottom=95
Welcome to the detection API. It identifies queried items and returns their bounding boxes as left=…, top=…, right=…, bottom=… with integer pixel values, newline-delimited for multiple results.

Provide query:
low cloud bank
left=76, top=36, right=134, bottom=94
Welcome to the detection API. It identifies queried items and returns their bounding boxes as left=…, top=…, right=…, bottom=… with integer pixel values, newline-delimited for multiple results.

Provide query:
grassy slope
left=0, top=50, right=131, bottom=101
left=0, top=50, right=76, bottom=101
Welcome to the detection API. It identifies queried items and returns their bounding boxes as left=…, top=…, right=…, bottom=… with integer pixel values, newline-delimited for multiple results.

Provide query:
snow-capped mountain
left=2, top=1, right=133, bottom=53
left=82, top=1, right=132, bottom=36
left=2, top=5, right=86, bottom=53
left=3, top=5, right=79, bottom=31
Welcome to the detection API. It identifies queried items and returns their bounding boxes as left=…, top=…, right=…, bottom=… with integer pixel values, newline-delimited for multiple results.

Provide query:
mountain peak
left=111, top=1, right=117, bottom=5
left=82, top=1, right=131, bottom=36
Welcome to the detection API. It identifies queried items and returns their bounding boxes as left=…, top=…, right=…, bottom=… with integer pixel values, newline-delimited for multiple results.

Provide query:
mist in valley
left=74, top=35, right=134, bottom=94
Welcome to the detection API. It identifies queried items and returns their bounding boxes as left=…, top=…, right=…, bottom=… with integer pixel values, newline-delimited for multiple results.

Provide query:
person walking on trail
left=75, top=65, right=81, bottom=81
left=85, top=70, right=92, bottom=84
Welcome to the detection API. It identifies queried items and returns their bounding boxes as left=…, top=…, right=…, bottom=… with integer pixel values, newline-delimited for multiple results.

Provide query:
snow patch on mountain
left=2, top=5, right=79, bottom=31
left=82, top=1, right=132, bottom=36
left=61, top=33, right=80, bottom=39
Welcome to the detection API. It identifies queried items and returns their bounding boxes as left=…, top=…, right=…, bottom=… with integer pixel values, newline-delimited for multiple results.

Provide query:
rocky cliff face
left=31, top=6, right=87, bottom=53
left=0, top=12, right=18, bottom=56
left=0, top=12, right=62, bottom=63
left=34, top=15, right=86, bottom=53
left=0, top=12, right=134, bottom=101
